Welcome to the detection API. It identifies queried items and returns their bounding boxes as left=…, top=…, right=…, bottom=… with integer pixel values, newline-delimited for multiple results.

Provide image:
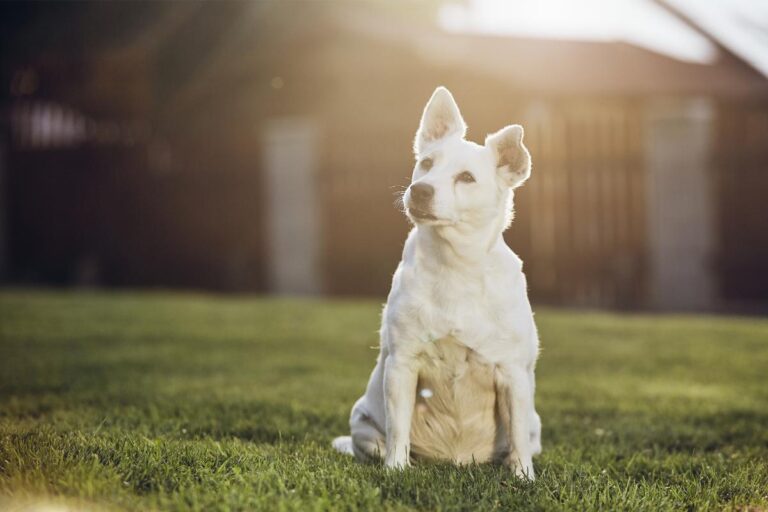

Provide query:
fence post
left=261, top=117, right=322, bottom=295
left=645, top=97, right=717, bottom=311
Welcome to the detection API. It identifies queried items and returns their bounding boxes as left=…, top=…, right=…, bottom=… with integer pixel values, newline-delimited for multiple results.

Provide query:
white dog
left=333, top=87, right=541, bottom=479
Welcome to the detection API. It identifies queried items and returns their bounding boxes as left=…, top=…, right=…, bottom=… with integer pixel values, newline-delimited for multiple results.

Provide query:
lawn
left=0, top=290, right=767, bottom=511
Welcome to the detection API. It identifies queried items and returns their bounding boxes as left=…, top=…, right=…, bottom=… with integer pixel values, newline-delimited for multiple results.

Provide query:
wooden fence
left=6, top=96, right=768, bottom=309
left=510, top=101, right=648, bottom=308
left=715, top=101, right=768, bottom=305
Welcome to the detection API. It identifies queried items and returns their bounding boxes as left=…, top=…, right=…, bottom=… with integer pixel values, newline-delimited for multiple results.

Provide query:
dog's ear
left=414, top=87, right=467, bottom=154
left=486, top=124, right=531, bottom=188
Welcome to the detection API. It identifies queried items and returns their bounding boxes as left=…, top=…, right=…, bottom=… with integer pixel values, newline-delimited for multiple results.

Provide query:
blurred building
left=1, top=1, right=767, bottom=311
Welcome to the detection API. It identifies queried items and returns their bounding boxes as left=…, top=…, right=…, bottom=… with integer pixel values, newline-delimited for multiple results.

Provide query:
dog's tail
left=332, top=436, right=355, bottom=456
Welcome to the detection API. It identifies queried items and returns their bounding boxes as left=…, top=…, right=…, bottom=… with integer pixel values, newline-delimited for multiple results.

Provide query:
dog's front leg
left=383, top=351, right=418, bottom=469
left=496, top=364, right=535, bottom=479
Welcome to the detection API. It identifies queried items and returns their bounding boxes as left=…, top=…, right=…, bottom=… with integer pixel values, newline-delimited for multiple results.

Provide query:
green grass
left=1, top=290, right=767, bottom=511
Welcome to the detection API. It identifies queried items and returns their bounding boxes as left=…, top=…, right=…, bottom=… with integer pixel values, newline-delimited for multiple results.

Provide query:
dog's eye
left=419, top=158, right=433, bottom=171
left=456, top=171, right=476, bottom=183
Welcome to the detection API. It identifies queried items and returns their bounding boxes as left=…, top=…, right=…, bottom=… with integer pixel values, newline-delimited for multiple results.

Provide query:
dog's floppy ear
left=414, top=86, right=467, bottom=154
left=486, top=124, right=531, bottom=188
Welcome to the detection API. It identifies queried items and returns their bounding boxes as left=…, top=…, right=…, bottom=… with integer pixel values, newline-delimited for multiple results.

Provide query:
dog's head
left=404, top=87, right=531, bottom=230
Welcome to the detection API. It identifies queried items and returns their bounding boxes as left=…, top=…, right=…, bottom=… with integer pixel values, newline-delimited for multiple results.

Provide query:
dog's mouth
left=407, top=207, right=438, bottom=222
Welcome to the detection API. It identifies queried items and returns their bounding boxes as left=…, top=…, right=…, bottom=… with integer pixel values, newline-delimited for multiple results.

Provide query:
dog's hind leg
left=528, top=365, right=542, bottom=456
left=333, top=408, right=384, bottom=459
left=529, top=410, right=542, bottom=456
left=349, top=399, right=386, bottom=461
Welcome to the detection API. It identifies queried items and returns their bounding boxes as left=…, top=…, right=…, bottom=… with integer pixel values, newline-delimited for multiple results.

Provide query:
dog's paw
left=332, top=436, right=354, bottom=456
left=384, top=458, right=411, bottom=470
left=384, top=453, right=411, bottom=470
left=505, top=453, right=535, bottom=481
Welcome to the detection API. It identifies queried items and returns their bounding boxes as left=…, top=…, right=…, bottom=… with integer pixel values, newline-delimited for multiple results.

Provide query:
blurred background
left=1, top=0, right=767, bottom=313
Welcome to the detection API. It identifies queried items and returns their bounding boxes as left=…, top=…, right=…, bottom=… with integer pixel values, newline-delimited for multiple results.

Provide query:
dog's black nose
left=410, top=183, right=434, bottom=204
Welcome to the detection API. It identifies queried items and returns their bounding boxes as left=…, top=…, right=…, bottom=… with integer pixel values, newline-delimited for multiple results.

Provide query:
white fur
left=333, top=87, right=541, bottom=479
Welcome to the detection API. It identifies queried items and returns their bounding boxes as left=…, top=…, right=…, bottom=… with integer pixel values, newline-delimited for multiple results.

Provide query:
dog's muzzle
left=407, top=183, right=436, bottom=220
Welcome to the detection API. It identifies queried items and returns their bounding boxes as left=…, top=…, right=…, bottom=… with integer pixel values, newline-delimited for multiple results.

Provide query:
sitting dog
left=333, top=87, right=542, bottom=479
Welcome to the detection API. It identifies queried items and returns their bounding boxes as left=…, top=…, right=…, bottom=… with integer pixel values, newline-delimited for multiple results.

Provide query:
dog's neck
left=413, top=207, right=510, bottom=274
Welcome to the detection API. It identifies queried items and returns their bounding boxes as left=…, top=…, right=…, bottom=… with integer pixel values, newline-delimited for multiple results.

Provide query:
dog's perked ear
left=414, top=87, right=467, bottom=154
left=485, top=124, right=532, bottom=188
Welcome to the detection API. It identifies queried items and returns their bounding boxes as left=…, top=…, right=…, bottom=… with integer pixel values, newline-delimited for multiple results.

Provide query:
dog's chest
left=409, top=336, right=499, bottom=463
left=402, top=270, right=520, bottom=350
